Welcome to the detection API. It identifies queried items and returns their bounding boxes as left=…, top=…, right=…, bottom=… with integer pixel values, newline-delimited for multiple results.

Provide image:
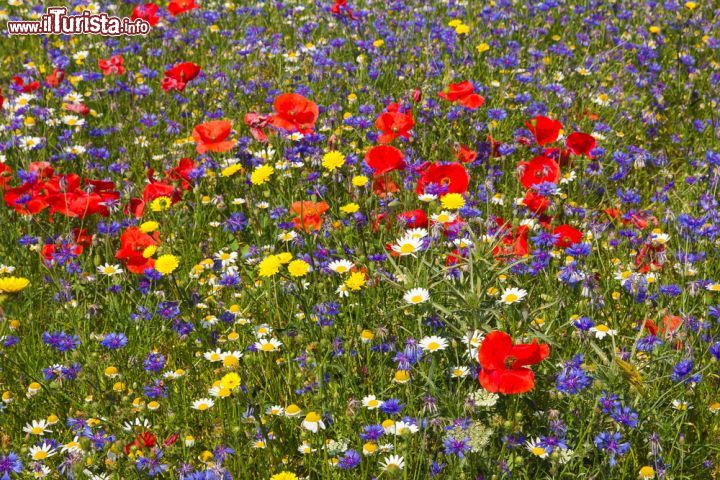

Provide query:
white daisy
left=97, top=263, right=123, bottom=276
left=328, top=259, right=354, bottom=274
left=419, top=336, right=449, bottom=353
left=380, top=454, right=405, bottom=472
left=499, top=287, right=527, bottom=305
left=361, top=395, right=383, bottom=410
left=403, top=288, right=430, bottom=305
left=191, top=398, right=215, bottom=411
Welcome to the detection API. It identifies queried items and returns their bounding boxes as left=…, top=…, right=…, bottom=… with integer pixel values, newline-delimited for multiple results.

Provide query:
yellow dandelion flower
left=155, top=255, right=179, bottom=275
left=139, top=221, right=159, bottom=233
left=287, top=259, right=310, bottom=277
left=250, top=164, right=274, bottom=185
left=221, top=164, right=244, bottom=177
left=352, top=175, right=369, bottom=187
left=440, top=193, right=465, bottom=210
left=0, top=277, right=30, bottom=293
left=322, top=151, right=345, bottom=171
left=340, top=203, right=359, bottom=214
left=258, top=256, right=282, bottom=277
left=150, top=196, right=173, bottom=212
left=345, top=271, right=366, bottom=291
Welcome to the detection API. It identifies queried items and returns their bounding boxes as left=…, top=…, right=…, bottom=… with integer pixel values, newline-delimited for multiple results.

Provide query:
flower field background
left=1, top=0, right=720, bottom=478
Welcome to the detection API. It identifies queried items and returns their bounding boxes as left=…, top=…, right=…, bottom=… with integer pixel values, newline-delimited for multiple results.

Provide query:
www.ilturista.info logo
left=7, top=7, right=151, bottom=36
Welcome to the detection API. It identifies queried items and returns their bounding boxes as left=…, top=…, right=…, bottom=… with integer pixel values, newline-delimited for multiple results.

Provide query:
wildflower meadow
left=1, top=0, right=720, bottom=478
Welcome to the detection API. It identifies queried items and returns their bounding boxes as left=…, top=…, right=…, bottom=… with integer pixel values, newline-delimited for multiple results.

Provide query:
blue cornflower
left=380, top=398, right=404, bottom=415
left=443, top=436, right=471, bottom=458
left=100, top=332, right=128, bottom=350
left=143, top=352, right=166, bottom=372
left=338, top=449, right=361, bottom=469
left=359, top=424, right=385, bottom=441
left=594, top=431, right=630, bottom=466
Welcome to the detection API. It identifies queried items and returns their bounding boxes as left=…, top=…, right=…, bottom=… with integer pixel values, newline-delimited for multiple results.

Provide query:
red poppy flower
left=331, top=0, right=356, bottom=19
left=416, top=163, right=469, bottom=195
left=517, top=156, right=560, bottom=189
left=45, top=69, right=65, bottom=88
left=372, top=177, right=398, bottom=197
left=0, top=88, right=4, bottom=110
left=168, top=0, right=199, bottom=16
left=0, top=164, right=12, bottom=188
left=269, top=93, right=319, bottom=134
left=165, top=157, right=195, bottom=190
left=478, top=331, right=549, bottom=394
left=192, top=120, right=236, bottom=154
left=98, top=55, right=126, bottom=76
left=375, top=111, right=414, bottom=144
left=396, top=209, right=428, bottom=228
left=124, top=431, right=157, bottom=455
left=553, top=224, right=583, bottom=248
left=244, top=112, right=272, bottom=143
left=438, top=81, right=485, bottom=109
left=522, top=190, right=550, bottom=214
left=454, top=144, right=477, bottom=163
left=525, top=116, right=562, bottom=146
left=132, top=3, right=161, bottom=26
left=566, top=132, right=596, bottom=157
left=12, top=76, right=40, bottom=93
left=492, top=223, right=530, bottom=258
left=162, top=62, right=201, bottom=92
left=365, top=145, right=406, bottom=176
left=115, top=227, right=160, bottom=274
left=291, top=201, right=329, bottom=232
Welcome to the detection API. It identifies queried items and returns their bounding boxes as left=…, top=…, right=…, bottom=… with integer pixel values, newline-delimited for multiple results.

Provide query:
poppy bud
left=412, top=88, right=422, bottom=103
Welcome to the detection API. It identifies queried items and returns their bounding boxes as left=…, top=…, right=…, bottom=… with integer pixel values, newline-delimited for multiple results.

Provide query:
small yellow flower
left=321, top=151, right=345, bottom=171
left=150, top=196, right=173, bottom=212
left=340, top=203, right=359, bottom=214
left=345, top=271, right=366, bottom=291
left=155, top=255, right=179, bottom=275
left=287, top=259, right=310, bottom=277
left=440, top=193, right=465, bottom=210
left=352, top=175, right=369, bottom=187
left=448, top=19, right=462, bottom=27
left=139, top=221, right=159, bottom=233
left=0, top=277, right=30, bottom=293
left=270, top=472, right=298, bottom=480
left=639, top=466, right=655, bottom=479
left=250, top=164, right=274, bottom=185
left=476, top=43, right=490, bottom=53
left=221, top=164, right=243, bottom=177
left=276, top=252, right=293, bottom=264
left=258, top=256, right=282, bottom=277
left=373, top=39, right=384, bottom=48
left=684, top=1, right=697, bottom=9
left=649, top=26, right=661, bottom=34
left=455, top=24, right=470, bottom=35
left=221, top=372, right=241, bottom=390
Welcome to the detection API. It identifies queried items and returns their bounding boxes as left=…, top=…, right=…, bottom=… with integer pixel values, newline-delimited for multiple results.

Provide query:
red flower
left=98, top=55, right=125, bottom=76
left=291, top=201, right=329, bottom=232
left=162, top=62, right=201, bottom=92
left=331, top=0, right=356, bottom=19
left=0, top=164, right=12, bottom=188
left=375, top=111, right=414, bottom=144
left=522, top=190, right=550, bottom=214
left=45, top=68, right=65, bottom=88
left=517, top=156, right=560, bottom=189
left=115, top=227, right=160, bottom=274
left=0, top=88, right=4, bottom=110
left=454, top=144, right=477, bottom=163
left=168, top=0, right=199, bottom=15
left=372, top=176, right=398, bottom=197
left=244, top=112, right=272, bottom=143
left=124, top=432, right=157, bottom=455
left=438, top=81, right=485, bottom=109
left=132, top=3, right=161, bottom=26
left=192, top=120, right=236, bottom=154
left=269, top=93, right=319, bottom=134
left=492, top=223, right=530, bottom=258
left=12, top=76, right=40, bottom=93
left=364, top=145, right=406, bottom=176
left=525, top=116, right=562, bottom=146
left=64, top=102, right=90, bottom=115
left=416, top=163, right=469, bottom=195
left=478, top=331, right=549, bottom=394
left=566, top=132, right=596, bottom=157
left=396, top=209, right=428, bottom=228
left=552, top=224, right=583, bottom=248
left=165, top=157, right=196, bottom=190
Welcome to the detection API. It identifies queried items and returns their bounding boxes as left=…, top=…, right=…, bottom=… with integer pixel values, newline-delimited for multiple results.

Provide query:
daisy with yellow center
left=419, top=335, right=448, bottom=353
left=254, top=338, right=282, bottom=352
left=403, top=287, right=429, bottom=305
left=301, top=411, right=326, bottom=432
left=191, top=398, right=215, bottom=411
left=499, top=287, right=527, bottom=305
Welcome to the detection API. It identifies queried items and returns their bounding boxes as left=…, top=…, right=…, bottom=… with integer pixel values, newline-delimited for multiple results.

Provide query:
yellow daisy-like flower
left=155, top=255, right=179, bottom=275
left=345, top=271, right=366, bottom=291
left=352, top=175, right=369, bottom=187
left=139, top=221, right=159, bottom=233
left=221, top=372, right=241, bottom=390
left=321, top=151, right=345, bottom=171
left=455, top=24, right=470, bottom=35
left=276, top=252, right=293, bottom=264
left=221, top=164, right=243, bottom=177
left=258, top=256, right=282, bottom=277
left=0, top=276, right=30, bottom=293
left=150, top=196, right=173, bottom=212
left=476, top=42, right=490, bottom=53
left=270, top=472, right=298, bottom=480
left=250, top=164, right=275, bottom=185
left=287, top=259, right=310, bottom=277
left=440, top=193, right=465, bottom=210
left=340, top=203, right=359, bottom=214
